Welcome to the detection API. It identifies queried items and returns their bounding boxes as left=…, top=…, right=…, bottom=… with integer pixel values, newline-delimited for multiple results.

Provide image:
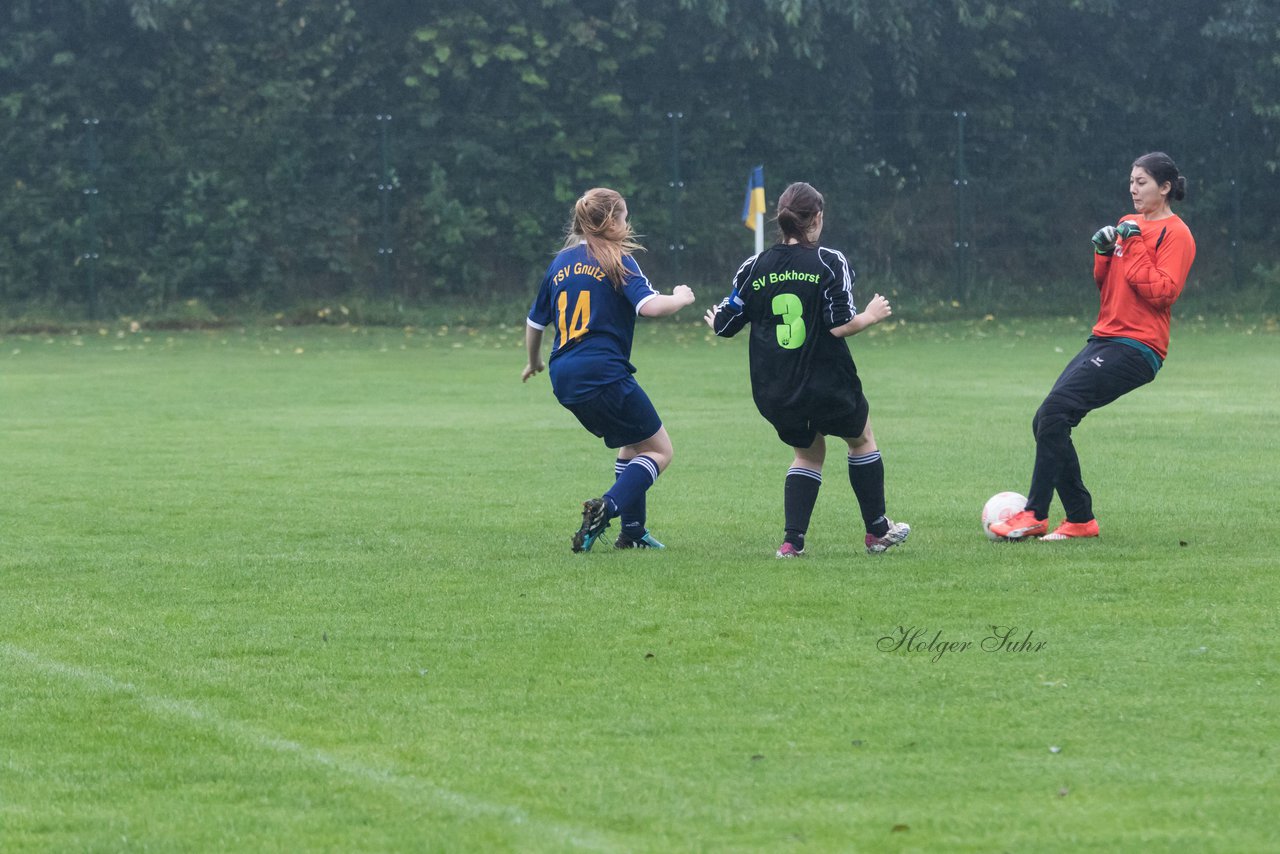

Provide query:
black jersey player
left=705, top=182, right=909, bottom=556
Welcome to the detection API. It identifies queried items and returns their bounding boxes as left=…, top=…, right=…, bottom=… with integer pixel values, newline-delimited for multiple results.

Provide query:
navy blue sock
left=848, top=451, right=889, bottom=536
left=615, top=458, right=646, bottom=542
left=784, top=467, right=822, bottom=549
left=603, top=456, right=659, bottom=529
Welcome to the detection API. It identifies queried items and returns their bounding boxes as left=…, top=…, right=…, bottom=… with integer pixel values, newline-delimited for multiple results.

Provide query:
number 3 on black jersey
left=556, top=290, right=591, bottom=349
left=771, top=293, right=806, bottom=350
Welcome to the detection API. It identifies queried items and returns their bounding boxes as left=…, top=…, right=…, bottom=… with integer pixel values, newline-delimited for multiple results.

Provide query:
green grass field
left=2, top=316, right=1277, bottom=852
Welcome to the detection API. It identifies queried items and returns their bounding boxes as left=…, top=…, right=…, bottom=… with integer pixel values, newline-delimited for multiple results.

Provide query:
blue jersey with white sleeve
left=527, top=243, right=659, bottom=405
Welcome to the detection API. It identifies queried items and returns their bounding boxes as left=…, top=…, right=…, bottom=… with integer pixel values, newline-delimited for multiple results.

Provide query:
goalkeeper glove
left=1115, top=221, right=1142, bottom=241
left=1091, top=225, right=1118, bottom=255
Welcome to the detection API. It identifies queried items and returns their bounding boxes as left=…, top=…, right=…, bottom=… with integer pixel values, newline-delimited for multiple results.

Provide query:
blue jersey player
left=523, top=188, right=696, bottom=552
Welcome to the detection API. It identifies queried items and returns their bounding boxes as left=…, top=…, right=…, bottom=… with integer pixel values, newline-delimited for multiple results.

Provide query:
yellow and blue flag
left=742, top=165, right=765, bottom=230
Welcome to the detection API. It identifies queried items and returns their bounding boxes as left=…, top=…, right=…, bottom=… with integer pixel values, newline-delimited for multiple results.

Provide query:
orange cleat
left=989, top=509, right=1048, bottom=540
left=1042, top=519, right=1100, bottom=540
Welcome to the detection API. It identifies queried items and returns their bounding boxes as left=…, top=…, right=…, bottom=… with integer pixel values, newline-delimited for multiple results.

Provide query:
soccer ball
left=982, top=491, right=1027, bottom=540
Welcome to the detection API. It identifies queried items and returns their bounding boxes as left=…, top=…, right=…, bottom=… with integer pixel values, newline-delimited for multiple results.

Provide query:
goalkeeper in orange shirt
left=992, top=152, right=1197, bottom=541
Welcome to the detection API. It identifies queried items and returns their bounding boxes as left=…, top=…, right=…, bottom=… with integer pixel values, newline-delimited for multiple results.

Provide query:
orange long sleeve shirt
left=1091, top=213, right=1196, bottom=360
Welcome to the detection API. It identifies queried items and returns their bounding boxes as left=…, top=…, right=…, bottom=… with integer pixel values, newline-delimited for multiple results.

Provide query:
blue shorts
left=564, top=376, right=663, bottom=449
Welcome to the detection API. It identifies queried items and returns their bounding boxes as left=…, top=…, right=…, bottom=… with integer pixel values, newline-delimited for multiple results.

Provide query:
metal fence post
left=82, top=118, right=101, bottom=317
left=953, top=110, right=971, bottom=300
left=667, top=111, right=684, bottom=280
left=376, top=112, right=394, bottom=301
left=1230, top=110, right=1242, bottom=290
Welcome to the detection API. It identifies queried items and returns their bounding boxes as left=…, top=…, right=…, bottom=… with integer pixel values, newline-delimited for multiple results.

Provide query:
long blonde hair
left=562, top=187, right=644, bottom=289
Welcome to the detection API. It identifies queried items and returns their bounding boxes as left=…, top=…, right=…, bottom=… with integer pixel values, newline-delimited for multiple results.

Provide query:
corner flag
left=742, top=165, right=765, bottom=253
left=742, top=165, right=765, bottom=230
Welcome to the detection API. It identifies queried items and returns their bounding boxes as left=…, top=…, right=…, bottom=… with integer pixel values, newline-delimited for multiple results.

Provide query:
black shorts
left=759, top=394, right=870, bottom=449
left=564, top=376, right=663, bottom=449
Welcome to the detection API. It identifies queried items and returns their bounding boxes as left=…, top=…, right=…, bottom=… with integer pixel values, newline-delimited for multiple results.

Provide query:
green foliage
left=1, top=1, right=1278, bottom=313
left=1204, top=2, right=1280, bottom=169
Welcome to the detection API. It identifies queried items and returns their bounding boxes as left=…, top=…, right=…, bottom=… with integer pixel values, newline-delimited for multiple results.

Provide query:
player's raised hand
left=703, top=306, right=719, bottom=329
left=1116, top=221, right=1142, bottom=241
left=1092, top=225, right=1118, bottom=255
left=640, top=285, right=697, bottom=318
left=863, top=293, right=892, bottom=323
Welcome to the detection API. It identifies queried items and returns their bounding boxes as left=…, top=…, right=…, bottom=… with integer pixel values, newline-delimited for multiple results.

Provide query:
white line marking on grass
left=1, top=643, right=618, bottom=852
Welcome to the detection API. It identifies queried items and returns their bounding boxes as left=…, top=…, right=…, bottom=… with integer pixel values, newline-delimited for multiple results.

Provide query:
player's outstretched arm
left=521, top=325, right=545, bottom=382
left=639, top=285, right=696, bottom=318
left=830, top=293, right=891, bottom=338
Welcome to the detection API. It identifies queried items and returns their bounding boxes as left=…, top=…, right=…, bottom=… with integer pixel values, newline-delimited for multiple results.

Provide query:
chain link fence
left=2, top=105, right=1272, bottom=317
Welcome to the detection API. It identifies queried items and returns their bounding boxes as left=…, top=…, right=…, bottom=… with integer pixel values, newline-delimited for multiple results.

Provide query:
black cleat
left=614, top=530, right=665, bottom=549
left=571, top=497, right=611, bottom=553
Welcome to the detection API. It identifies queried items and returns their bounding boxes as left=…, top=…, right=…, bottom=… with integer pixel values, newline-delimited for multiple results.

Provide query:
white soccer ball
left=982, top=491, right=1027, bottom=540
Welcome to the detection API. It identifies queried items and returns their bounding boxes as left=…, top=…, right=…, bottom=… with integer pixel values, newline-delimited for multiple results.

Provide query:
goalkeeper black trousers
left=1026, top=338, right=1157, bottom=522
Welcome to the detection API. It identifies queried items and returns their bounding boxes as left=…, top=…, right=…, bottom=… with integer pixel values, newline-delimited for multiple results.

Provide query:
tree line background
left=2, top=0, right=1277, bottom=320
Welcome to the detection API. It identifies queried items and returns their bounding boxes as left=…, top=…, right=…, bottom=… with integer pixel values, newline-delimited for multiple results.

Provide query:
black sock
left=784, top=467, right=822, bottom=548
left=848, top=451, right=889, bottom=536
